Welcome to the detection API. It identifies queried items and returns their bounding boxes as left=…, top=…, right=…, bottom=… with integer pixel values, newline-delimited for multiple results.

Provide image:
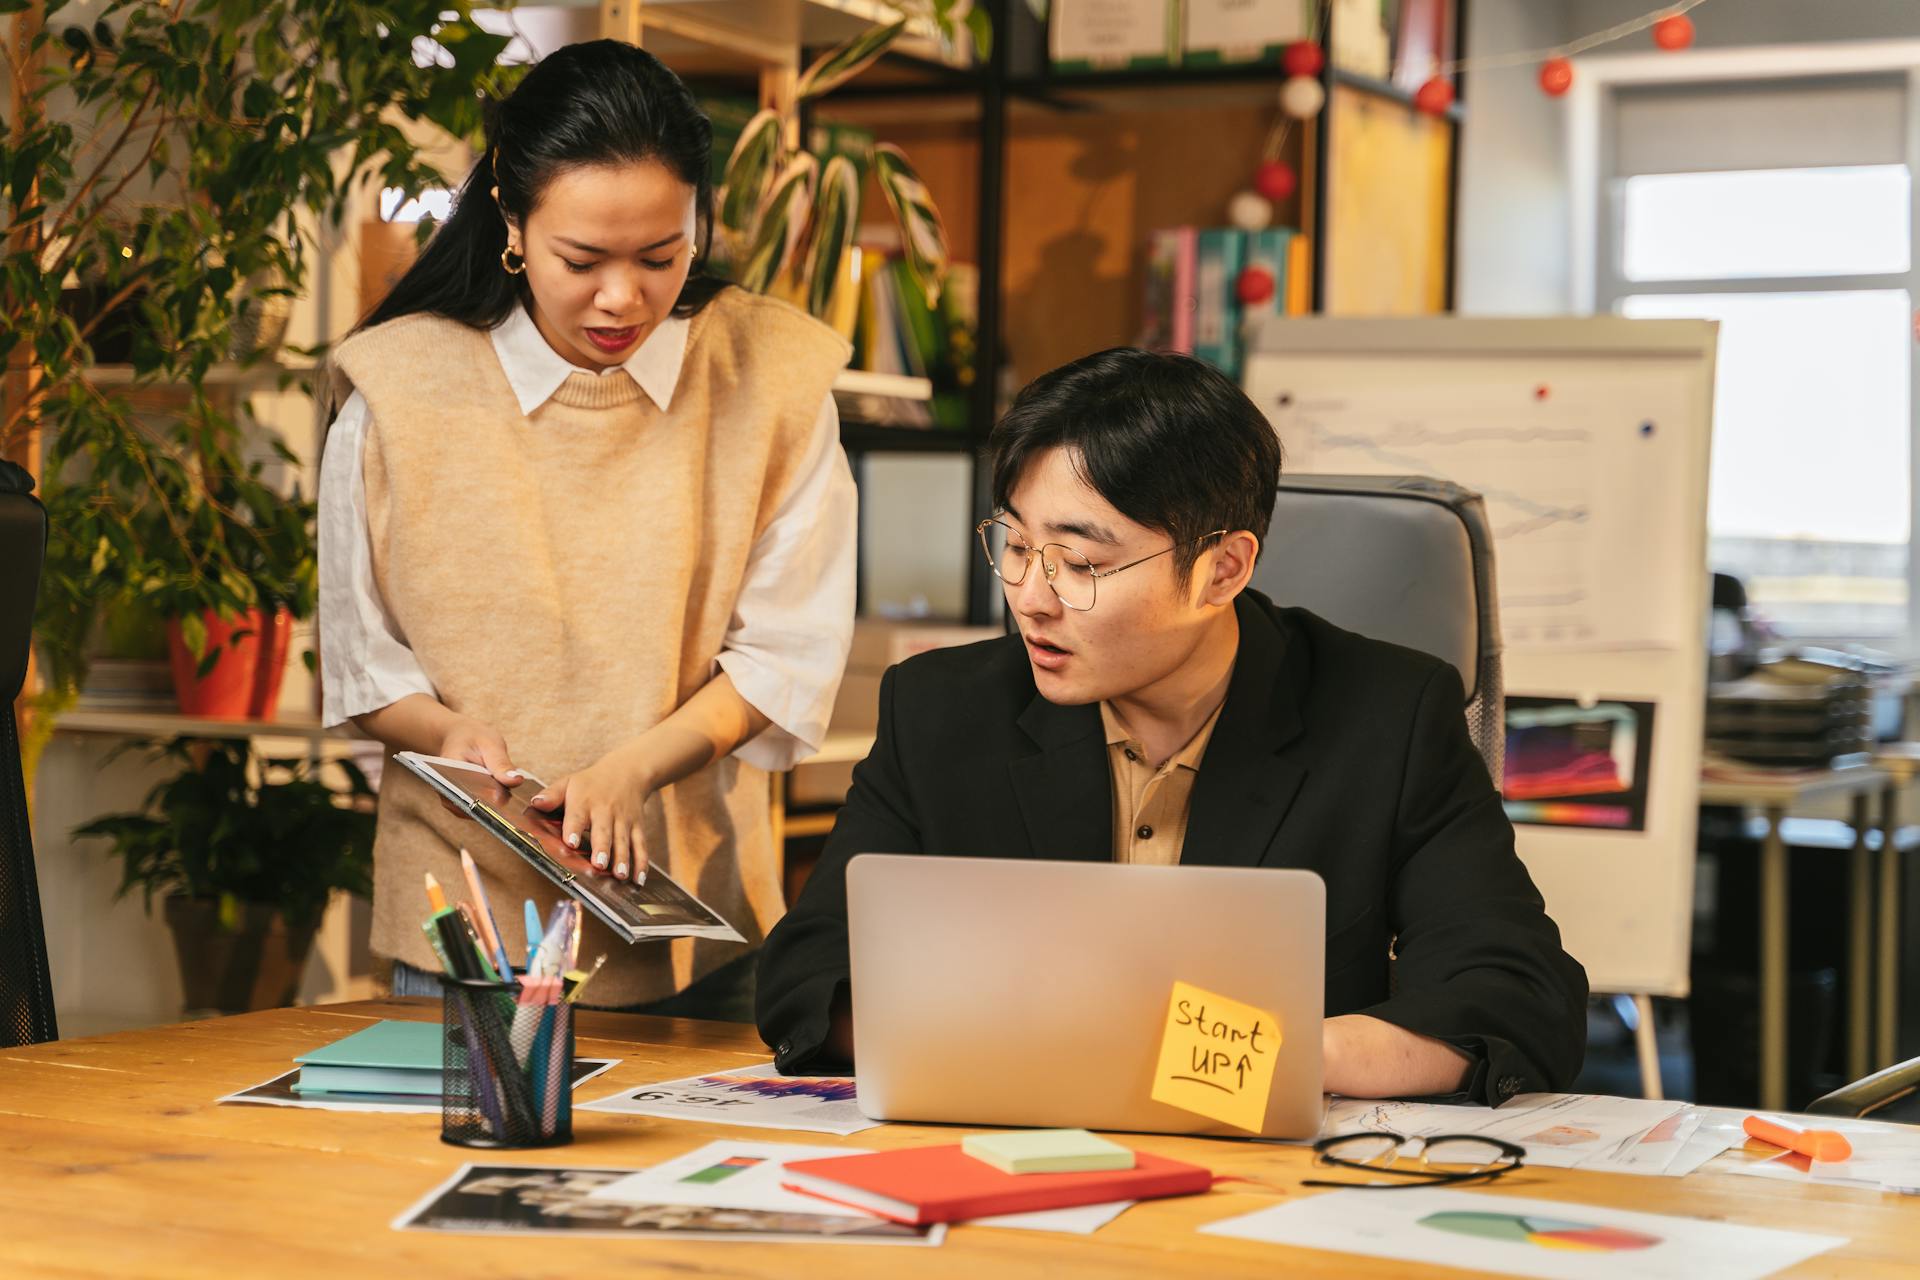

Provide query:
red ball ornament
left=1282, top=40, right=1324, bottom=78
left=1254, top=160, right=1297, bottom=202
left=1414, top=76, right=1454, bottom=116
left=1236, top=265, right=1277, bottom=306
left=1652, top=14, right=1694, bottom=50
left=1538, top=57, right=1573, bottom=97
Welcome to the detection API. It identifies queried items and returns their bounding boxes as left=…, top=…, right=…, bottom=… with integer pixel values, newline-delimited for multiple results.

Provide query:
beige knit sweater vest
left=329, top=288, right=849, bottom=1005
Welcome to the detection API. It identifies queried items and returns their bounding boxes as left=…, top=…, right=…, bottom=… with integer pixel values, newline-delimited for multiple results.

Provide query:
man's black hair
left=988, top=347, right=1284, bottom=579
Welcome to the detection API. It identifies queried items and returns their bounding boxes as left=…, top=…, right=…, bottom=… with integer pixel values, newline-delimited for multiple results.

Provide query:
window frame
left=1569, top=44, right=1920, bottom=648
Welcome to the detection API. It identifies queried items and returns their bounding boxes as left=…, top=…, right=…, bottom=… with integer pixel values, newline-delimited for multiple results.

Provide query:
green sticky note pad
left=961, top=1129, right=1137, bottom=1175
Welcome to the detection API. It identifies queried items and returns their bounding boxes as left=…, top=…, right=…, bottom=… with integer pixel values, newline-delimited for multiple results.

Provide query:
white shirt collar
left=489, top=303, right=689, bottom=416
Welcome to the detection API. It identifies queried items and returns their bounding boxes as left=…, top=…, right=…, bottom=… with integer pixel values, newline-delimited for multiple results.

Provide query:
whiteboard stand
left=1245, top=317, right=1720, bottom=1089
left=1610, top=992, right=1664, bottom=1100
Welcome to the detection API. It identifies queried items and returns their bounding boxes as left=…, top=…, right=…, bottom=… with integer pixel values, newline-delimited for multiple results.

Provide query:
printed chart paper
left=1201, top=1187, right=1845, bottom=1280
left=578, top=1062, right=884, bottom=1135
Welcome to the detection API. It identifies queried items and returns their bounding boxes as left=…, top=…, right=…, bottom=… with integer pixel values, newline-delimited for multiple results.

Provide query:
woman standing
left=318, top=40, right=854, bottom=1018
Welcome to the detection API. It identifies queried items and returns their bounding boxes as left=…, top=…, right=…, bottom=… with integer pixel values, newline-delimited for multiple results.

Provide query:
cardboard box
left=787, top=619, right=1001, bottom=807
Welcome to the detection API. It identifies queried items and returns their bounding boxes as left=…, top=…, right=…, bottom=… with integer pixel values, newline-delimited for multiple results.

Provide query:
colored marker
left=1744, top=1115, right=1853, bottom=1164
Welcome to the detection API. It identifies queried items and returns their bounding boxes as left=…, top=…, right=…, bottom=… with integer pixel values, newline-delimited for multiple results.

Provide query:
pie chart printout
left=1419, top=1211, right=1662, bottom=1253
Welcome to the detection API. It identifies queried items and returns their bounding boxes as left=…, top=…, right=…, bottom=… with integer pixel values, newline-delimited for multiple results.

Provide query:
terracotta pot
left=167, top=608, right=263, bottom=718
left=162, top=895, right=318, bottom=1015
left=248, top=607, right=293, bottom=720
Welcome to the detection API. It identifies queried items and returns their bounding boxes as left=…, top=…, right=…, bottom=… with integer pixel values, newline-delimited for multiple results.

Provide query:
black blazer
left=756, top=590, right=1588, bottom=1102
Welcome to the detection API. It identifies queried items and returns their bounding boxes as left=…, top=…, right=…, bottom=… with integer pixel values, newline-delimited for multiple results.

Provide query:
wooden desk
left=1699, top=765, right=1888, bottom=1112
left=1, top=1000, right=1912, bottom=1278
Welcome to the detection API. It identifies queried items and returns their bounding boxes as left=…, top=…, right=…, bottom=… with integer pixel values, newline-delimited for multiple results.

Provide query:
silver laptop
left=846, top=854, right=1326, bottom=1139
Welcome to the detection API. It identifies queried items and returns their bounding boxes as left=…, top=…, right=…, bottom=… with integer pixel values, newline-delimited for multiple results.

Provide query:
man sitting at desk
left=756, top=348, right=1589, bottom=1102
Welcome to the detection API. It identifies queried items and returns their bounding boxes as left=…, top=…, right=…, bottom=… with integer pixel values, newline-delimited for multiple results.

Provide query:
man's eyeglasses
left=1303, top=1131, right=1525, bottom=1190
left=976, top=517, right=1226, bottom=613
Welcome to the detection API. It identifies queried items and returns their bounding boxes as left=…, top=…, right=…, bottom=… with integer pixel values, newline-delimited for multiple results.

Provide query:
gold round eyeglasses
left=975, top=517, right=1227, bottom=612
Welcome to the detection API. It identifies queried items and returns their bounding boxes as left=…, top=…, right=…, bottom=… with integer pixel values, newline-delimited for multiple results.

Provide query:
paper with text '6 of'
left=1149, top=980, right=1281, bottom=1132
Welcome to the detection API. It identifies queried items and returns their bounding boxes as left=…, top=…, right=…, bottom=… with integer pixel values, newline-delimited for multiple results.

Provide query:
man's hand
left=1322, top=1014, right=1473, bottom=1098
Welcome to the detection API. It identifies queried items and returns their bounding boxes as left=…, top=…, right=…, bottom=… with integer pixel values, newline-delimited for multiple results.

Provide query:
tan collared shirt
left=1101, top=698, right=1228, bottom=865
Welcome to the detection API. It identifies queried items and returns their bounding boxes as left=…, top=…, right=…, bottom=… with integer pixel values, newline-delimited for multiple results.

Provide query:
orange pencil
left=424, top=872, right=448, bottom=914
left=1743, top=1115, right=1853, bottom=1163
left=459, top=847, right=513, bottom=976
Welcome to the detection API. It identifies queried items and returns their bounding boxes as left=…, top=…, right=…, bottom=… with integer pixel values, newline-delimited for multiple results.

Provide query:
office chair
left=1253, top=474, right=1504, bottom=784
left=1804, top=1057, right=1920, bottom=1122
left=0, top=458, right=58, bottom=1047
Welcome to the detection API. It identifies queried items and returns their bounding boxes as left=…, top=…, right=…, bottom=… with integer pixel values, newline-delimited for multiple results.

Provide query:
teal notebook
left=292, top=1019, right=441, bottom=1096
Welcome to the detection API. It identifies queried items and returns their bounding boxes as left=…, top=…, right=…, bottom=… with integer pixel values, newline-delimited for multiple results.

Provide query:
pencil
left=424, top=872, right=448, bottom=914
left=459, top=848, right=515, bottom=978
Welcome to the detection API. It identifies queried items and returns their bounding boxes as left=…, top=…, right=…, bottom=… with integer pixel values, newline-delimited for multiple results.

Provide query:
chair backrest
left=0, top=460, right=58, bottom=1047
left=1252, top=475, right=1505, bottom=784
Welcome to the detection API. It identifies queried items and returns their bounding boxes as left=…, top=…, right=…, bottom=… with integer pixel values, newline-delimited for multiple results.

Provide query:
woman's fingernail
left=530, top=793, right=547, bottom=806
left=592, top=851, right=607, bottom=868
left=566, top=833, right=580, bottom=849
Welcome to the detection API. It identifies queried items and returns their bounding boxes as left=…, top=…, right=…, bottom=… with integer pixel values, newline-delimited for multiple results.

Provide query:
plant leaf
left=797, top=20, right=908, bottom=102
left=964, top=4, right=994, bottom=60
left=717, top=109, right=786, bottom=235
left=803, top=155, right=861, bottom=320
left=177, top=610, right=207, bottom=662
left=738, top=153, right=817, bottom=294
left=872, top=144, right=950, bottom=307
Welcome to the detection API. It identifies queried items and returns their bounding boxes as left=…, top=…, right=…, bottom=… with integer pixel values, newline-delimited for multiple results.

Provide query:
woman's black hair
left=356, top=39, right=726, bottom=335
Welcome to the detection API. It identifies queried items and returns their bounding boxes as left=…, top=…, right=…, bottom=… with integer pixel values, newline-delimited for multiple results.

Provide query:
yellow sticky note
left=1149, top=980, right=1282, bottom=1133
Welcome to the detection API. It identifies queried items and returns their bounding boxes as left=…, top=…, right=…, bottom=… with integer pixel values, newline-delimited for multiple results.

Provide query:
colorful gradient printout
left=1502, top=696, right=1656, bottom=831
left=695, top=1073, right=859, bottom=1104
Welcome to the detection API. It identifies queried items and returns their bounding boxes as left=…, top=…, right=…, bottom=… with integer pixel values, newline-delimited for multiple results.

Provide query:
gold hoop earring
left=501, top=245, right=526, bottom=276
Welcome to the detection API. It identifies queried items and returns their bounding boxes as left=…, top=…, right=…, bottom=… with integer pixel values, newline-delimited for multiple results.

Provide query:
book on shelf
left=1193, top=228, right=1245, bottom=379
left=1182, top=0, right=1310, bottom=68
left=1049, top=0, right=1180, bottom=73
left=75, top=658, right=176, bottom=712
left=1140, top=225, right=1310, bottom=381
left=847, top=245, right=976, bottom=432
left=1139, top=227, right=1198, bottom=354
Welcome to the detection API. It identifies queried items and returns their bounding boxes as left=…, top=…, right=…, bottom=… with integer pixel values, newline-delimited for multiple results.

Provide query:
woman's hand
left=433, top=715, right=522, bottom=813
left=528, top=741, right=658, bottom=882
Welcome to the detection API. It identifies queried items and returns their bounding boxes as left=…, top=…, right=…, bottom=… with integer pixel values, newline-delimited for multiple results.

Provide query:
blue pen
left=524, top=899, right=543, bottom=971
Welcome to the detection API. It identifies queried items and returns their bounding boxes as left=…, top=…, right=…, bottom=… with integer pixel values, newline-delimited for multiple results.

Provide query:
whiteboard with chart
left=1245, top=317, right=1719, bottom=997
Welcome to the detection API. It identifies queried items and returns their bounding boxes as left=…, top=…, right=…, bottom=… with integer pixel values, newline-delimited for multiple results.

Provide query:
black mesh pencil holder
left=439, top=975, right=575, bottom=1149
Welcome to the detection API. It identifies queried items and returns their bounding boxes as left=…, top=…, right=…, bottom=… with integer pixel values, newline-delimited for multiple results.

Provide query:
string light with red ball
left=1406, top=0, right=1710, bottom=113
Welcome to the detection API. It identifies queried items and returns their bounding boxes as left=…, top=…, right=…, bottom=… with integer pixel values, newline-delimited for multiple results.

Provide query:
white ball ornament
left=1279, top=74, right=1325, bottom=119
left=1227, top=190, right=1273, bottom=232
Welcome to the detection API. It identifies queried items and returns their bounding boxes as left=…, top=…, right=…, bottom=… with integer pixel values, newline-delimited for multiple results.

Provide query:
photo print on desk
left=392, top=1165, right=944, bottom=1245
left=1501, top=695, right=1656, bottom=832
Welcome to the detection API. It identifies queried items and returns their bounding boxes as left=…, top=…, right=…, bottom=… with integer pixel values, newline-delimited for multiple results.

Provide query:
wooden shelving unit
left=805, top=0, right=1464, bottom=620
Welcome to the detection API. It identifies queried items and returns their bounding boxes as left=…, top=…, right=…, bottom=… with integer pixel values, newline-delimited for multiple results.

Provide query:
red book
left=780, top=1145, right=1213, bottom=1225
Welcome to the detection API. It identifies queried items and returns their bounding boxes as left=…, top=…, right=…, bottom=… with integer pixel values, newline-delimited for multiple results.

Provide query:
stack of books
left=76, top=657, right=175, bottom=712
left=850, top=248, right=977, bottom=432
left=292, top=1019, right=442, bottom=1098
left=1140, top=226, right=1311, bottom=382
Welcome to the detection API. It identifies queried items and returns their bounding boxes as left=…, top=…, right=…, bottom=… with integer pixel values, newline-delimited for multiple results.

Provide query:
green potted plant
left=73, top=737, right=376, bottom=1015
left=712, top=1, right=986, bottom=322
left=1, top=1, right=518, bottom=763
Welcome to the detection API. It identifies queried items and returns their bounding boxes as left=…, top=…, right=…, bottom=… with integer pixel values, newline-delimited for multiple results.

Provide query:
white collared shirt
left=317, top=303, right=855, bottom=771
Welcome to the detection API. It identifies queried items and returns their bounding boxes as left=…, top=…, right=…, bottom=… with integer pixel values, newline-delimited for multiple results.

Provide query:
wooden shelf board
left=54, top=707, right=345, bottom=742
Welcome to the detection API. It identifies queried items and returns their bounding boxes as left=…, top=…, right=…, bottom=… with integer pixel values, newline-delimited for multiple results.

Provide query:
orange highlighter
left=1743, top=1115, right=1853, bottom=1163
